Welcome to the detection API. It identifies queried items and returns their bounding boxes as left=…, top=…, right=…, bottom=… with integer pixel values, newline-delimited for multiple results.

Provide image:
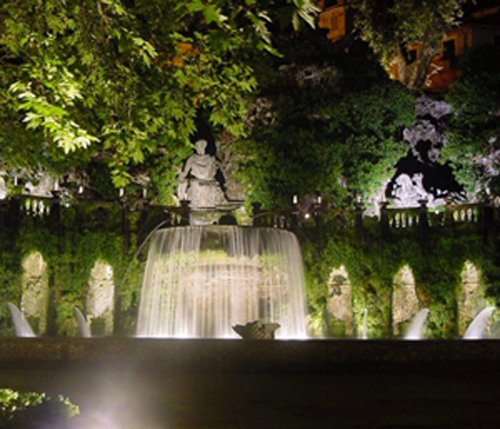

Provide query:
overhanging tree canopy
left=347, top=0, right=466, bottom=90
left=0, top=0, right=317, bottom=196
left=444, top=44, right=500, bottom=199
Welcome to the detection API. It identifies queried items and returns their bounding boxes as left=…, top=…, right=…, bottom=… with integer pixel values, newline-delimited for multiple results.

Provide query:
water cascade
left=137, top=226, right=308, bottom=339
left=74, top=307, right=91, bottom=338
left=360, top=308, right=368, bottom=339
left=404, top=309, right=430, bottom=340
left=463, top=306, right=495, bottom=339
left=7, top=302, right=36, bottom=337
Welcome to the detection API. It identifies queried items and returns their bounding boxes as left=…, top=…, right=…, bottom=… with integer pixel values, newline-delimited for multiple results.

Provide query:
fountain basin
left=2, top=338, right=500, bottom=428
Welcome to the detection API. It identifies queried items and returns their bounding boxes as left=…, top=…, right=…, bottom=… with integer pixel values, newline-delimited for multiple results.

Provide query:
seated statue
left=178, top=139, right=226, bottom=208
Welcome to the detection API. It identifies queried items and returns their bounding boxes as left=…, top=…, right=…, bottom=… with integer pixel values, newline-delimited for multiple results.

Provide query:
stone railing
left=0, top=196, right=495, bottom=238
left=252, top=209, right=296, bottom=229
left=446, top=203, right=481, bottom=224
left=382, top=201, right=485, bottom=230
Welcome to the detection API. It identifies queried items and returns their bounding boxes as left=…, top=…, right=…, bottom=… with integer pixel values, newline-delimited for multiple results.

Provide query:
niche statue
left=178, top=139, right=226, bottom=208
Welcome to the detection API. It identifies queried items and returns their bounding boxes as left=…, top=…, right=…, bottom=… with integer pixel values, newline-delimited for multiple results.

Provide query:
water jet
left=7, top=302, right=36, bottom=337
left=463, top=306, right=495, bottom=339
left=74, top=307, right=91, bottom=338
left=404, top=309, right=430, bottom=340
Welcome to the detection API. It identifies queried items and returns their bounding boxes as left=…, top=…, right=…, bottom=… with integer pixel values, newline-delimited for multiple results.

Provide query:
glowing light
left=137, top=226, right=308, bottom=339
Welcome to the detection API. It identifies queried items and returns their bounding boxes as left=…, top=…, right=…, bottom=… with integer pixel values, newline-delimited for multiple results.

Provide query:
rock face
left=21, top=252, right=49, bottom=334
left=215, top=137, right=246, bottom=203
left=386, top=96, right=466, bottom=208
left=232, top=321, right=280, bottom=340
left=327, top=266, right=353, bottom=337
left=392, top=265, right=419, bottom=336
left=0, top=175, right=8, bottom=200
left=459, top=262, right=486, bottom=336
left=86, top=261, right=115, bottom=336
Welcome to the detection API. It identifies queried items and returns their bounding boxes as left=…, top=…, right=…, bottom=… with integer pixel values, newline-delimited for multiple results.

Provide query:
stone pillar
left=291, top=198, right=299, bottom=231
left=481, top=204, right=496, bottom=247
left=180, top=200, right=190, bottom=226
left=444, top=198, right=455, bottom=226
left=49, top=191, right=62, bottom=236
left=7, top=197, right=21, bottom=235
left=379, top=201, right=390, bottom=238
left=418, top=199, right=429, bottom=246
left=252, top=203, right=263, bottom=227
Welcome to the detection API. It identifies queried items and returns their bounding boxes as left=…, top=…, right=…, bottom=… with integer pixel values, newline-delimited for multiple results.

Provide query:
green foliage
left=0, top=0, right=316, bottom=192
left=0, top=388, right=79, bottom=428
left=444, top=44, right=500, bottom=199
left=349, top=0, right=465, bottom=64
left=301, top=215, right=494, bottom=339
left=237, top=52, right=414, bottom=209
left=348, top=0, right=466, bottom=89
left=7, top=203, right=146, bottom=336
left=0, top=210, right=23, bottom=336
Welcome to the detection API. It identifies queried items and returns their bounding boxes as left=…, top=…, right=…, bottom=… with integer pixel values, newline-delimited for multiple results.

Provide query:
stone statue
left=232, top=320, right=281, bottom=340
left=178, top=139, right=226, bottom=208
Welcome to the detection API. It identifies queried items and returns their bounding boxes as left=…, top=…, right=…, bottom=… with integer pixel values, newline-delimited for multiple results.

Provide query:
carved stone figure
left=178, top=139, right=226, bottom=208
left=232, top=320, right=281, bottom=340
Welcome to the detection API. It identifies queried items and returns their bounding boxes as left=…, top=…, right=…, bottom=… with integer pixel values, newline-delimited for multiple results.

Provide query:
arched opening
left=86, top=261, right=115, bottom=336
left=326, top=266, right=353, bottom=337
left=21, top=252, right=49, bottom=334
left=458, top=261, right=485, bottom=336
left=392, top=265, right=419, bottom=336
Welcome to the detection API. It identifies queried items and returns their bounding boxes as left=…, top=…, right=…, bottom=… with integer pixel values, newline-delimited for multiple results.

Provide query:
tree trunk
left=395, top=43, right=438, bottom=91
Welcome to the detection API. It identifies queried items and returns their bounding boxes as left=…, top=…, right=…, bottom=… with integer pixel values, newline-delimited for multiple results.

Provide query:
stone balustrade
left=0, top=196, right=496, bottom=239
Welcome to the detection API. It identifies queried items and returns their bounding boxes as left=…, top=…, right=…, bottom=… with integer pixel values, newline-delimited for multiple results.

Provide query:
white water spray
left=74, top=307, right=91, bottom=338
left=7, top=302, right=36, bottom=337
left=137, top=226, right=308, bottom=339
left=463, top=306, right=495, bottom=340
left=404, top=309, right=430, bottom=340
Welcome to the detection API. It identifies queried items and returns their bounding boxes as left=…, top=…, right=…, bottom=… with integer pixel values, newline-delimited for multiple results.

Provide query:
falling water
left=404, top=308, right=430, bottom=340
left=137, top=226, right=308, bottom=339
left=7, top=302, right=36, bottom=337
left=360, top=308, right=368, bottom=339
left=463, top=306, right=495, bottom=340
left=74, top=307, right=91, bottom=338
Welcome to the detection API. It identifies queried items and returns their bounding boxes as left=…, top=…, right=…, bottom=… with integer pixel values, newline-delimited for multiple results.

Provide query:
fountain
left=74, top=307, right=91, bottom=338
left=404, top=308, right=430, bottom=340
left=463, top=306, right=495, bottom=339
left=136, top=225, right=308, bottom=339
left=7, top=302, right=36, bottom=337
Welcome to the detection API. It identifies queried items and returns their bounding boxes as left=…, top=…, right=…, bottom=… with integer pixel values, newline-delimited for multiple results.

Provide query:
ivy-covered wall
left=301, top=208, right=500, bottom=339
left=1, top=198, right=499, bottom=339
left=0, top=199, right=152, bottom=337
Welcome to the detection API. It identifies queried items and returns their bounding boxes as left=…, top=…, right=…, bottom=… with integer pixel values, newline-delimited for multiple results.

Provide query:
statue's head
left=195, top=139, right=208, bottom=154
